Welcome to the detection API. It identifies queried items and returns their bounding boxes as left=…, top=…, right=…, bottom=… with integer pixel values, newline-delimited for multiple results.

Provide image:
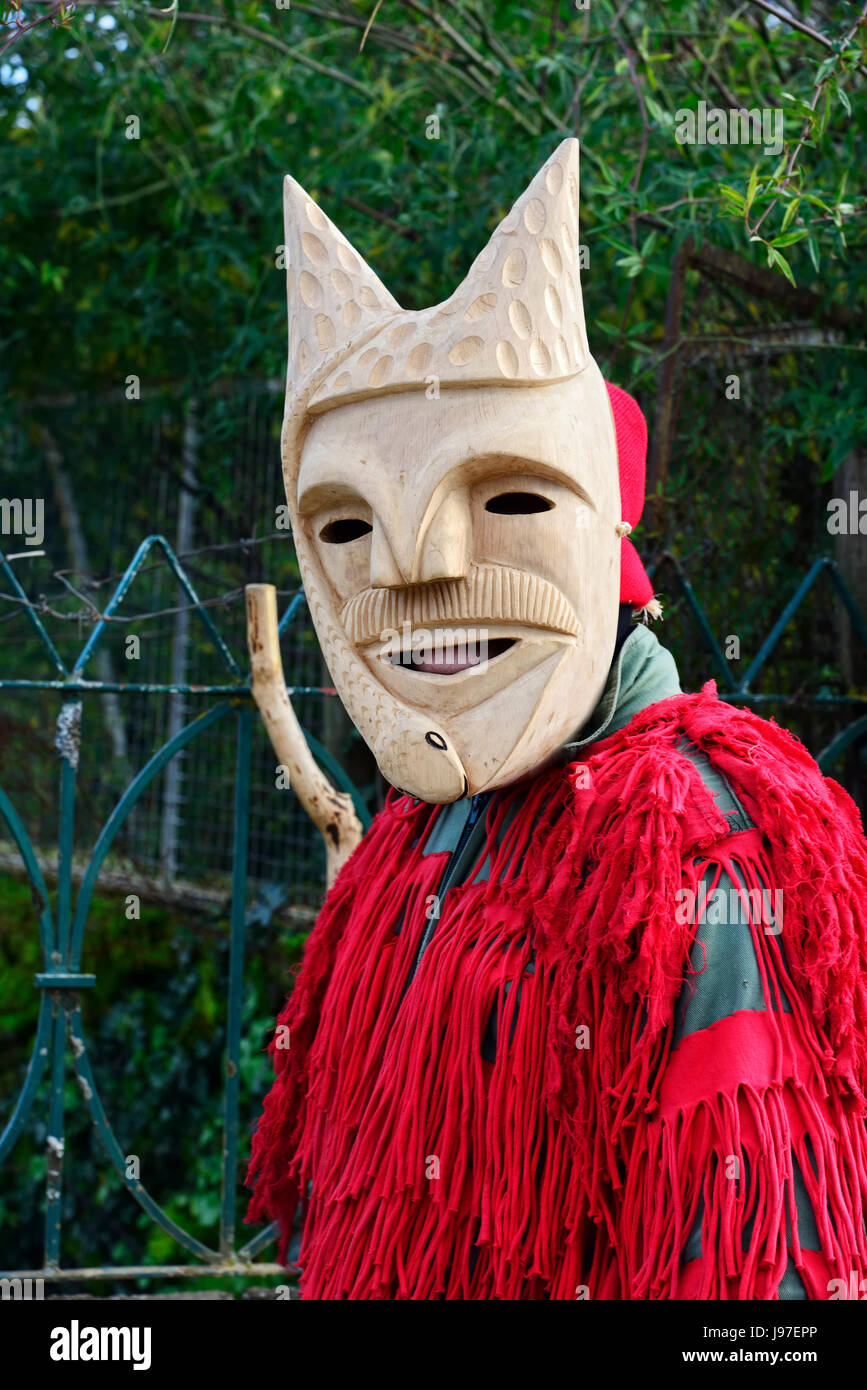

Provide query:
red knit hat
left=604, top=380, right=659, bottom=617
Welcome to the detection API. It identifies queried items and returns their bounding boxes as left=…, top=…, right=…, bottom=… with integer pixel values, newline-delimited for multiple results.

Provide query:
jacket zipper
left=406, top=791, right=490, bottom=986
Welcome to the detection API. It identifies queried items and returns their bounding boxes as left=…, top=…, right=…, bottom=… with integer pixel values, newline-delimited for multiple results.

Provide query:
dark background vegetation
left=0, top=0, right=865, bottom=1291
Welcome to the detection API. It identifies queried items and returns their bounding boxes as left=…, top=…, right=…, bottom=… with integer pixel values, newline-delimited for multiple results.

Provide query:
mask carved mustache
left=341, top=564, right=580, bottom=646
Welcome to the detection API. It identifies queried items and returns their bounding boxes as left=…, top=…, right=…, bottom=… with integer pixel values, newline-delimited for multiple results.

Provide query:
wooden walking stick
left=245, top=583, right=364, bottom=890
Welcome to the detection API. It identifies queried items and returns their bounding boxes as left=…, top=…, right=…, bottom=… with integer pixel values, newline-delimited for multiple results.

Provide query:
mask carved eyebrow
left=297, top=479, right=366, bottom=516
left=464, top=454, right=596, bottom=511
left=297, top=445, right=596, bottom=519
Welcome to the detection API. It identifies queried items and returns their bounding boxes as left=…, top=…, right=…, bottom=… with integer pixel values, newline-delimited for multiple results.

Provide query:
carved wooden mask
left=280, top=139, right=622, bottom=802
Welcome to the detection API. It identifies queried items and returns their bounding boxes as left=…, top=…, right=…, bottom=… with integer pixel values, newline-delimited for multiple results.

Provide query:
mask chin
left=431, top=622, right=616, bottom=798
left=385, top=725, right=469, bottom=804
left=313, top=585, right=619, bottom=803
left=312, top=629, right=469, bottom=803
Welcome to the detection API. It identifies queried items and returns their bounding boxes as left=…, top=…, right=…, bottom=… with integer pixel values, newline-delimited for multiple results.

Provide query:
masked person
left=247, top=140, right=867, bottom=1300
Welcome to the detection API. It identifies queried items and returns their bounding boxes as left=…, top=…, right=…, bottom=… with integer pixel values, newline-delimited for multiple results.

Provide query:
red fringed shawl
left=246, top=685, right=867, bottom=1299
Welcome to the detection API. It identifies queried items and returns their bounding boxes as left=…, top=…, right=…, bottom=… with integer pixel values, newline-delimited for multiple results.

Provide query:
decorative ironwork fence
left=648, top=551, right=867, bottom=774
left=0, top=535, right=864, bottom=1291
left=0, top=536, right=369, bottom=1290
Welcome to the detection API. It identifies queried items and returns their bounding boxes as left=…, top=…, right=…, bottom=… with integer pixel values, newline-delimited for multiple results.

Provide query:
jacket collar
left=562, top=623, right=682, bottom=752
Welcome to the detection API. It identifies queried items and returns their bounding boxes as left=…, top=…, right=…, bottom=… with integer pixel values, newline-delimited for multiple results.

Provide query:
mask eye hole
left=484, top=492, right=554, bottom=515
left=319, top=518, right=373, bottom=544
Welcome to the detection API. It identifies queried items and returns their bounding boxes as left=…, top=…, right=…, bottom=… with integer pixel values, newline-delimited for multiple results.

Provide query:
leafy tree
left=2, top=0, right=866, bottom=1290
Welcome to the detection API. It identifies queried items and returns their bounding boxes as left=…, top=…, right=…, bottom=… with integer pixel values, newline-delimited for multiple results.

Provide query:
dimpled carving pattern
left=281, top=138, right=588, bottom=416
left=282, top=178, right=401, bottom=405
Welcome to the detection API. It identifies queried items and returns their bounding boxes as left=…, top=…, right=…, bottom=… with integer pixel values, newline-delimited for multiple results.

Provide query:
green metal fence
left=0, top=534, right=865, bottom=1290
left=648, top=550, right=867, bottom=773
left=0, top=535, right=370, bottom=1289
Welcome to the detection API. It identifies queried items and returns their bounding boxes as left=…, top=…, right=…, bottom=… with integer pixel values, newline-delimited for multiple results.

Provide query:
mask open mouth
left=386, top=635, right=517, bottom=676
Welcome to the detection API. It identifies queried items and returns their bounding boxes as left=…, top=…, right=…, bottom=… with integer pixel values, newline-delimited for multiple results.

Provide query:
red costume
left=247, top=140, right=867, bottom=1298
left=248, top=688, right=867, bottom=1299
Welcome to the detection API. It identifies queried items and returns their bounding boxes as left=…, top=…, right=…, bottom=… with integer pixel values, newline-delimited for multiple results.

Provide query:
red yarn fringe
left=246, top=684, right=867, bottom=1298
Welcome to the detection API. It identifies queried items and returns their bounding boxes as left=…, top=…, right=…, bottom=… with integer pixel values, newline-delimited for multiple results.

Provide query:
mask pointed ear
left=447, top=135, right=589, bottom=376
left=282, top=175, right=400, bottom=394
left=306, top=137, right=591, bottom=410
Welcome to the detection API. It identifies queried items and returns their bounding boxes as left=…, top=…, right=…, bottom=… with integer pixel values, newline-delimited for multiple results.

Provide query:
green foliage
left=2, top=1, right=863, bottom=518
left=1, top=1, right=863, bottom=398
left=1, top=0, right=866, bottom=1289
left=0, top=873, right=307, bottom=1289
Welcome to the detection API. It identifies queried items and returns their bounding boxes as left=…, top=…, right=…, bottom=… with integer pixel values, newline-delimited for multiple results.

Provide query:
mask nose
left=369, top=488, right=471, bottom=588
left=414, top=488, right=470, bottom=584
